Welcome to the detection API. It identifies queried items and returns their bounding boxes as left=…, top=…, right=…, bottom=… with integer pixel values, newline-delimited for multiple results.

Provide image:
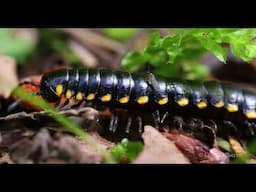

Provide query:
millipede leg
left=70, top=100, right=84, bottom=109
left=195, top=119, right=204, bottom=130
left=108, top=108, right=119, bottom=133
left=109, top=114, right=115, bottom=132
left=137, top=116, right=143, bottom=133
left=160, top=112, right=169, bottom=124
left=112, top=115, right=119, bottom=133
left=6, top=98, right=24, bottom=113
left=172, top=116, right=183, bottom=131
left=152, top=110, right=161, bottom=129
left=245, top=121, right=255, bottom=136
left=187, top=118, right=204, bottom=131
left=201, top=125, right=217, bottom=147
left=125, top=116, right=132, bottom=134
left=56, top=99, right=70, bottom=110
left=249, top=125, right=255, bottom=136
left=252, top=122, right=256, bottom=135
left=223, top=120, right=238, bottom=134
left=206, top=119, right=218, bottom=132
left=7, top=91, right=40, bottom=113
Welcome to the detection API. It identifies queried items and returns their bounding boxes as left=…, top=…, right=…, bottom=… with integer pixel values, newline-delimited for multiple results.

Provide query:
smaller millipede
left=35, top=67, right=256, bottom=140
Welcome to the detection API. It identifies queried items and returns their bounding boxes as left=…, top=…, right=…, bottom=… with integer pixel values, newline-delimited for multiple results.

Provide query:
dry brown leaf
left=164, top=130, right=229, bottom=164
left=7, top=128, right=106, bottom=164
left=55, top=134, right=104, bottom=164
left=133, top=126, right=190, bottom=164
left=0, top=55, right=18, bottom=98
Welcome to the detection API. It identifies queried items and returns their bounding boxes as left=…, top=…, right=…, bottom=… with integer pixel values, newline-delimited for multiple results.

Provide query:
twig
left=68, top=39, right=98, bottom=68
left=0, top=107, right=99, bottom=121
left=56, top=28, right=126, bottom=54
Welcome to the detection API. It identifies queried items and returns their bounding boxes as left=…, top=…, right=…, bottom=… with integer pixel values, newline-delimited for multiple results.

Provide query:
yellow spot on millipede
left=177, top=98, right=189, bottom=107
left=56, top=84, right=63, bottom=96
left=65, top=89, right=72, bottom=99
left=101, top=94, right=112, bottom=102
left=197, top=100, right=207, bottom=109
left=119, top=96, right=129, bottom=104
left=246, top=110, right=256, bottom=119
left=158, top=97, right=168, bottom=105
left=76, top=92, right=83, bottom=101
left=137, top=96, right=149, bottom=104
left=86, top=93, right=95, bottom=101
left=214, top=101, right=224, bottom=108
left=226, top=103, right=239, bottom=112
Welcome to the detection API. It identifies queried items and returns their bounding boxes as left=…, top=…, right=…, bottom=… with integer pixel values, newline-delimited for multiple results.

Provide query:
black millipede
left=37, top=68, right=256, bottom=140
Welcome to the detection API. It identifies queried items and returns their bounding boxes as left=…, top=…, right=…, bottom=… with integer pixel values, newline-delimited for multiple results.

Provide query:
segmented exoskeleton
left=38, top=68, right=256, bottom=139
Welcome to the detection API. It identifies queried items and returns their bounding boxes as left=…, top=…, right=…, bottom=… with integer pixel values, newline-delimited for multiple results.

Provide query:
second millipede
left=38, top=68, right=256, bottom=139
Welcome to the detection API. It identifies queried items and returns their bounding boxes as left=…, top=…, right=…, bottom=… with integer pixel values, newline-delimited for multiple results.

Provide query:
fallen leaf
left=164, top=130, right=229, bottom=164
left=7, top=128, right=106, bottom=164
left=54, top=133, right=104, bottom=164
left=133, top=126, right=190, bottom=164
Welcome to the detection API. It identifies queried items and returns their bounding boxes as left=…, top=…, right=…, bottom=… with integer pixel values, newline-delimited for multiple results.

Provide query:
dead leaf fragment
left=133, top=126, right=190, bottom=164
left=7, top=128, right=106, bottom=164
left=164, top=130, right=229, bottom=164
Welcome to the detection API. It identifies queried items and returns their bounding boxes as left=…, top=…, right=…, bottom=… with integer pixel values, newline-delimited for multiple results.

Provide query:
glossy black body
left=40, top=68, right=256, bottom=138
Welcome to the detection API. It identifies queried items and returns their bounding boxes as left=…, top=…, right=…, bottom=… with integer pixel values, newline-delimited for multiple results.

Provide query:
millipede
left=31, top=67, right=256, bottom=141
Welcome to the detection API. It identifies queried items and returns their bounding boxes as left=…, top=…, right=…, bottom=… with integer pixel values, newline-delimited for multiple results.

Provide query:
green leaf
left=162, top=34, right=183, bottom=63
left=161, top=34, right=182, bottom=48
left=230, top=42, right=250, bottom=62
left=111, top=138, right=143, bottom=163
left=216, top=137, right=232, bottom=152
left=195, top=36, right=227, bottom=63
left=153, top=63, right=180, bottom=78
left=145, top=32, right=162, bottom=53
left=167, top=47, right=182, bottom=63
left=103, top=28, right=138, bottom=41
left=246, top=43, right=256, bottom=59
left=121, top=28, right=256, bottom=81
left=182, top=62, right=210, bottom=80
left=246, top=138, right=256, bottom=155
left=121, top=51, right=150, bottom=72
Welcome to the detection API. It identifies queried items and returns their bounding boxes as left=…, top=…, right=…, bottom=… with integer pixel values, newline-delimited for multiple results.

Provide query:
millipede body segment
left=39, top=68, right=256, bottom=138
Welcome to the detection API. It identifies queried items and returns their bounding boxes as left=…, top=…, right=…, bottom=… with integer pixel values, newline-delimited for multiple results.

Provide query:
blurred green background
left=1, top=28, right=256, bottom=81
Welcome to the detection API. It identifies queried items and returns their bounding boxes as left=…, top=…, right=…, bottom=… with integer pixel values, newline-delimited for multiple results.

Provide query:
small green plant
left=122, top=28, right=256, bottom=80
left=111, top=138, right=143, bottom=163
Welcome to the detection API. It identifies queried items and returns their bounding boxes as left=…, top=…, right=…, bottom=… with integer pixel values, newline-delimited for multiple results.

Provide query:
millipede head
left=40, top=76, right=60, bottom=102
